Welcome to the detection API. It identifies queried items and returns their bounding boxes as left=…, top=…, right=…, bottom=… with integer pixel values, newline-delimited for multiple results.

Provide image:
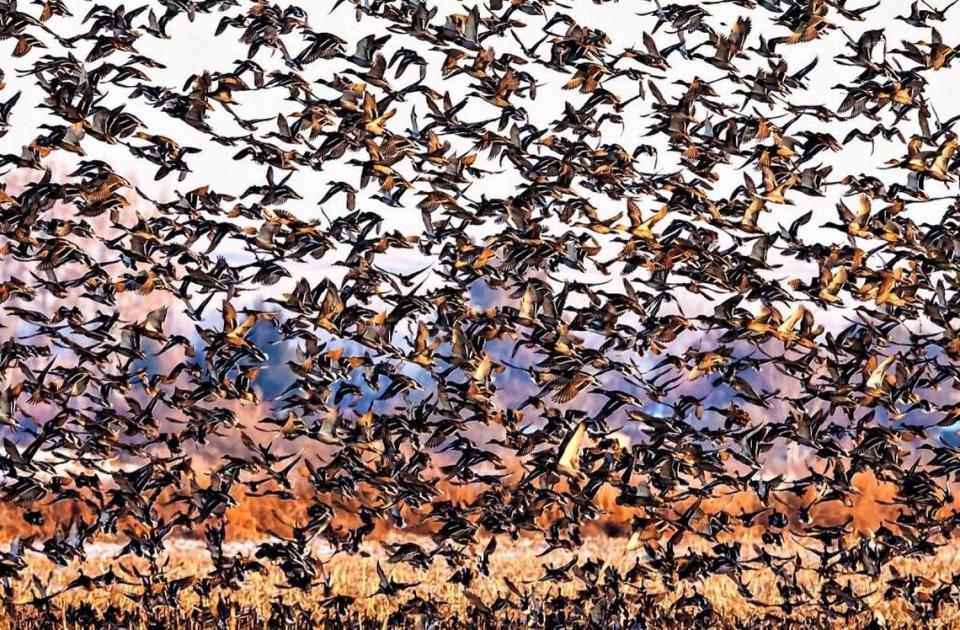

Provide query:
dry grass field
left=0, top=472, right=955, bottom=628
left=0, top=533, right=958, bottom=629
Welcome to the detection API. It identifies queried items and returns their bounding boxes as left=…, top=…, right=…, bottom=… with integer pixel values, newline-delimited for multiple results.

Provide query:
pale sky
left=1, top=0, right=956, bottom=430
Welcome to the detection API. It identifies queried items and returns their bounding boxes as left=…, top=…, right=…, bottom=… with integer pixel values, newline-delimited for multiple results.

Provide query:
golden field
left=0, top=533, right=957, bottom=629
left=0, top=470, right=955, bottom=628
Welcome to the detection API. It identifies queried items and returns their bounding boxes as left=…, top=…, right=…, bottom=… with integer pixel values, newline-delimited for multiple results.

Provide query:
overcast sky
left=2, top=0, right=957, bottom=388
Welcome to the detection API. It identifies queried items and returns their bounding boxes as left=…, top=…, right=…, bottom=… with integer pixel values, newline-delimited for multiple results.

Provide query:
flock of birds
left=4, top=0, right=960, bottom=627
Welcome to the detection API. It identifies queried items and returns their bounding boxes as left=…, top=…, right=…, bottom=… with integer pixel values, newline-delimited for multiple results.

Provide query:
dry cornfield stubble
left=5, top=536, right=960, bottom=629
left=3, top=473, right=960, bottom=629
